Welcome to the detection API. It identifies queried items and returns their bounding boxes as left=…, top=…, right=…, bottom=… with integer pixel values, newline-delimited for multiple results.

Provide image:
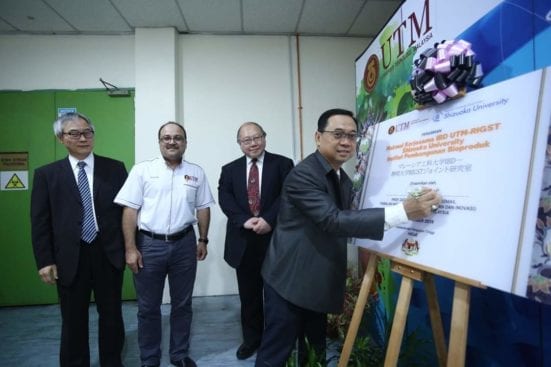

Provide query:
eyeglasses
left=63, top=129, right=95, bottom=139
left=239, top=135, right=265, bottom=146
left=320, top=130, right=358, bottom=141
left=160, top=135, right=186, bottom=143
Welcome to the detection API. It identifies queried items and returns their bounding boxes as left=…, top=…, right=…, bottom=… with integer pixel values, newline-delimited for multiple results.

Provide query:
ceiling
left=0, top=0, right=401, bottom=38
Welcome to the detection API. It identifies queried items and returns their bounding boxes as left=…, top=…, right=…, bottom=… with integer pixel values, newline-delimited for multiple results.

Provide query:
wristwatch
left=198, top=238, right=209, bottom=245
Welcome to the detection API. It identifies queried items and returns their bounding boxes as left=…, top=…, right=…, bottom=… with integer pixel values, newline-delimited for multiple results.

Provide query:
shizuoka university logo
left=432, top=112, right=442, bottom=122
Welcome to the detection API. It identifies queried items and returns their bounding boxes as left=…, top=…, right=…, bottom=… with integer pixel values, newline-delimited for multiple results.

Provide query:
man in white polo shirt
left=114, top=121, right=215, bottom=367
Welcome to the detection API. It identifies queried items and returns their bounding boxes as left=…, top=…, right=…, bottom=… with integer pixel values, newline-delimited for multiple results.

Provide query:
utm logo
left=388, top=121, right=410, bottom=135
left=363, top=54, right=379, bottom=93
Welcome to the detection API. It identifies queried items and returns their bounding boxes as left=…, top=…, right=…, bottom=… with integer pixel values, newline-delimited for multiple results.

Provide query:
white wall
left=0, top=31, right=369, bottom=297
left=0, top=35, right=134, bottom=90
left=179, top=35, right=297, bottom=296
left=134, top=28, right=178, bottom=162
left=298, top=36, right=369, bottom=155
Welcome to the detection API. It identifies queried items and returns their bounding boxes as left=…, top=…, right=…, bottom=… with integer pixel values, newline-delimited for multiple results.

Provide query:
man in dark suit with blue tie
left=31, top=112, right=127, bottom=367
left=218, top=122, right=294, bottom=360
left=255, top=109, right=441, bottom=366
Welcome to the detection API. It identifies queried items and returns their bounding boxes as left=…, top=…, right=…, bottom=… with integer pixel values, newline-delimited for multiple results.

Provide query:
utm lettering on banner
left=0, top=152, right=29, bottom=191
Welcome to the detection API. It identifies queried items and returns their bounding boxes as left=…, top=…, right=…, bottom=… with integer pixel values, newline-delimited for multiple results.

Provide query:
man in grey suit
left=255, top=108, right=441, bottom=367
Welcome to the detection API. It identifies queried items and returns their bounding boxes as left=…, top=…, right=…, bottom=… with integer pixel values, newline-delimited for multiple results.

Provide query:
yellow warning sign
left=1, top=171, right=28, bottom=191
left=5, top=173, right=25, bottom=189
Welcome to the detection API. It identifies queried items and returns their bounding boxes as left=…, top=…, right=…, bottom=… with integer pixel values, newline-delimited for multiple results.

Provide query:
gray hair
left=236, top=122, right=266, bottom=142
left=53, top=112, right=94, bottom=138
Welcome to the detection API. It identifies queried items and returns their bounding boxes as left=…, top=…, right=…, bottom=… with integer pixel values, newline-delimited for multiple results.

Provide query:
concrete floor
left=0, top=295, right=256, bottom=367
left=0, top=294, right=341, bottom=366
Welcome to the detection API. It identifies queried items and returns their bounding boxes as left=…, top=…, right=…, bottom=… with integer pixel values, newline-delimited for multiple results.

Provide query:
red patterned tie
left=247, top=159, right=260, bottom=216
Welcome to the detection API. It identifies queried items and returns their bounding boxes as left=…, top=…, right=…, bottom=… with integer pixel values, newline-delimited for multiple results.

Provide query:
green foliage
left=283, top=267, right=435, bottom=366
left=377, top=258, right=395, bottom=325
left=397, top=329, right=434, bottom=367
left=285, top=339, right=325, bottom=367
left=325, top=267, right=435, bottom=366
left=348, top=336, right=385, bottom=367
left=327, top=270, right=365, bottom=340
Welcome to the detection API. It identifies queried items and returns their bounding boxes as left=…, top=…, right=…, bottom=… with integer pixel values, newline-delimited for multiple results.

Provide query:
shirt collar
left=160, top=155, right=184, bottom=169
left=247, top=151, right=265, bottom=165
left=68, top=153, right=94, bottom=169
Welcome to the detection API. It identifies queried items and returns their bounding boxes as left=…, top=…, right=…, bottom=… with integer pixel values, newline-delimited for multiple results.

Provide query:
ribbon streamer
left=410, top=39, right=484, bottom=106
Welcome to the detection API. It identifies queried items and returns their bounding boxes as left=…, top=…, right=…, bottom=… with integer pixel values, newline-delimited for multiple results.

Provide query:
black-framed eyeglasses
left=320, top=130, right=358, bottom=141
left=160, top=135, right=186, bottom=143
left=239, top=134, right=265, bottom=146
left=63, top=129, right=95, bottom=139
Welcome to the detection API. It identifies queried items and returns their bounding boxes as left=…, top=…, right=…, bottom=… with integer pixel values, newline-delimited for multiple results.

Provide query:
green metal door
left=0, top=89, right=135, bottom=306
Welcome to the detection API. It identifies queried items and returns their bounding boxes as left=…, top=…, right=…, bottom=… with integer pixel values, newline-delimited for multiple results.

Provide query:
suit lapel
left=314, top=151, right=346, bottom=209
left=92, top=155, right=102, bottom=201
left=61, top=157, right=81, bottom=202
left=237, top=156, right=248, bottom=201
left=259, top=152, right=272, bottom=205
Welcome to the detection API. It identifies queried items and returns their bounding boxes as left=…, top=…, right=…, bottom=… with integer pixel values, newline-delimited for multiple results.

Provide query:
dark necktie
left=330, top=170, right=343, bottom=210
left=247, top=159, right=260, bottom=216
left=77, top=161, right=97, bottom=243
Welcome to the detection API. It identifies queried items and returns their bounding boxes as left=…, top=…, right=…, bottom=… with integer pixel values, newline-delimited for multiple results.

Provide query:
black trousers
left=57, top=241, right=125, bottom=367
left=236, top=235, right=268, bottom=347
left=255, top=283, right=327, bottom=367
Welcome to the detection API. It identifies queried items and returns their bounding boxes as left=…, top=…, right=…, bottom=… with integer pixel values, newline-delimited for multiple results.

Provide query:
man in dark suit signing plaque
left=255, top=108, right=442, bottom=367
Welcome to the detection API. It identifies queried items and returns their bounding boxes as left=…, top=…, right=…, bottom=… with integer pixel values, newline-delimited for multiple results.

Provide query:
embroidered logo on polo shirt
left=184, top=175, right=198, bottom=182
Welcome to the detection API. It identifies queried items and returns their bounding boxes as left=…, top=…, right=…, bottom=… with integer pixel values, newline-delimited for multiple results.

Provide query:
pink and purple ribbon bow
left=410, top=39, right=484, bottom=106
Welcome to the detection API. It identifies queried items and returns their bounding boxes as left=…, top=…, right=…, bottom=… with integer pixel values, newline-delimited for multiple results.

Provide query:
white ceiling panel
left=0, top=0, right=74, bottom=33
left=177, top=0, right=242, bottom=33
left=348, top=1, right=401, bottom=36
left=242, top=0, right=303, bottom=34
left=112, top=0, right=187, bottom=32
left=0, top=0, right=399, bottom=37
left=298, top=0, right=364, bottom=35
left=46, top=0, right=131, bottom=33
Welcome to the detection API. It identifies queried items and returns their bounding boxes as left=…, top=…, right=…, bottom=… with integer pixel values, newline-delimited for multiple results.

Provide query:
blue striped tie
left=77, top=161, right=97, bottom=243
